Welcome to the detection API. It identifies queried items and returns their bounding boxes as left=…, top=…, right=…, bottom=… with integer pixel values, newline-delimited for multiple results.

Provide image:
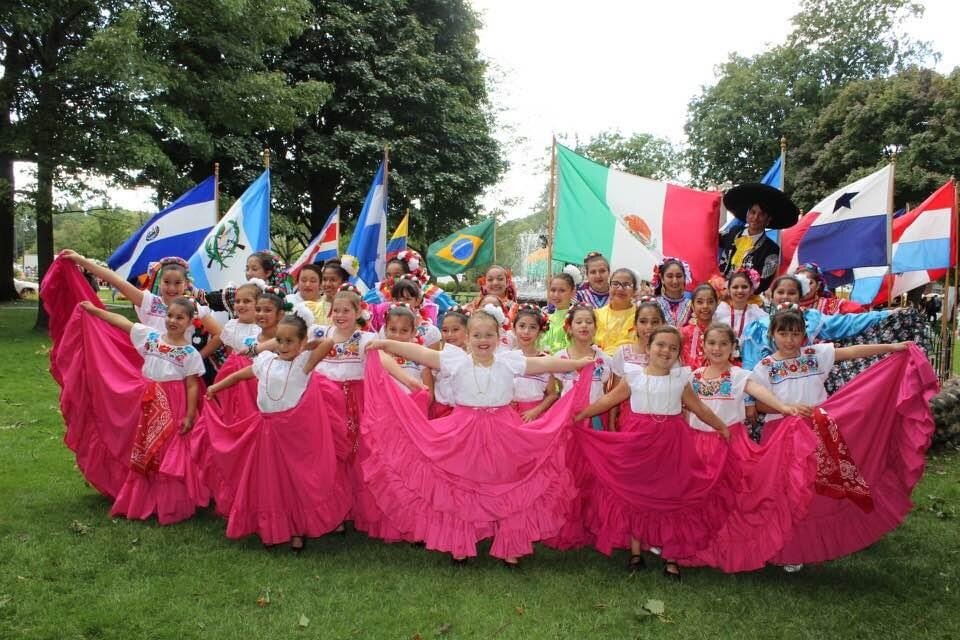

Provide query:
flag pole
left=214, top=162, right=221, bottom=221
left=779, top=136, right=787, bottom=189
left=546, top=135, right=558, bottom=281
left=945, top=175, right=959, bottom=378
left=383, top=145, right=390, bottom=200
left=887, top=155, right=896, bottom=308
left=262, top=148, right=271, bottom=169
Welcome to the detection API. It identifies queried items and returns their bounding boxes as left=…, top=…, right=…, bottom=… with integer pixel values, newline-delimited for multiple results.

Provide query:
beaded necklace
left=264, top=356, right=295, bottom=402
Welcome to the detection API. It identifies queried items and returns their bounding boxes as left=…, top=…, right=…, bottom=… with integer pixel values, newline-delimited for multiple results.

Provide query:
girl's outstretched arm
left=366, top=339, right=441, bottom=370
left=379, top=351, right=428, bottom=392
left=526, top=354, right=595, bottom=376
left=681, top=385, right=730, bottom=440
left=743, top=380, right=813, bottom=417
left=834, top=342, right=910, bottom=362
left=62, top=250, right=144, bottom=307
left=574, top=378, right=630, bottom=421
left=79, top=300, right=135, bottom=334
left=206, top=366, right=255, bottom=399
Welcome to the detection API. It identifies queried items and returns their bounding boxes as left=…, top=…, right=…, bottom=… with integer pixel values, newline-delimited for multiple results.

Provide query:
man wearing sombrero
left=718, top=183, right=800, bottom=294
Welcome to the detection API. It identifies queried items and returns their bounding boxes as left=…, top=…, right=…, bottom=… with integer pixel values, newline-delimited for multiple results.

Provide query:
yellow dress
left=594, top=305, right=636, bottom=356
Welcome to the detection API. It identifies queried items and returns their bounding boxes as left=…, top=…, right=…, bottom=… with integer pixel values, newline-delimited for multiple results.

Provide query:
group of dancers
left=42, top=246, right=938, bottom=580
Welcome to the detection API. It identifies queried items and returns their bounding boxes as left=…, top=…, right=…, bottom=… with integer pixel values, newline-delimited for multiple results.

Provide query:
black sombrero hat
left=722, top=183, right=800, bottom=230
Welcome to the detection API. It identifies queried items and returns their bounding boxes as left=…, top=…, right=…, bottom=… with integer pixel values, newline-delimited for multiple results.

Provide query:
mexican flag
left=554, top=144, right=722, bottom=286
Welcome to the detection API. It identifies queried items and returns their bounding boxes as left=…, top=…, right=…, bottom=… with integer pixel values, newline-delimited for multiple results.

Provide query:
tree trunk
left=33, top=159, right=54, bottom=330
left=0, top=156, right=17, bottom=301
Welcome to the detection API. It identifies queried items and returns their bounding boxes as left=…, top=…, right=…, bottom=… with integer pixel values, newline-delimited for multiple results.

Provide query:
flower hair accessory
left=396, top=249, right=428, bottom=284
left=797, top=262, right=831, bottom=298
left=562, top=263, right=584, bottom=285
left=481, top=303, right=508, bottom=329
left=732, top=268, right=760, bottom=291
left=143, top=256, right=192, bottom=294
left=339, top=255, right=360, bottom=277
left=290, top=303, right=315, bottom=326
left=337, top=283, right=362, bottom=295
left=637, top=295, right=657, bottom=304
left=446, top=304, right=471, bottom=317
left=246, top=277, right=268, bottom=291
left=772, top=301, right=801, bottom=313
left=793, top=272, right=813, bottom=297
left=583, top=250, right=605, bottom=263
left=516, top=302, right=549, bottom=329
left=650, top=257, right=693, bottom=291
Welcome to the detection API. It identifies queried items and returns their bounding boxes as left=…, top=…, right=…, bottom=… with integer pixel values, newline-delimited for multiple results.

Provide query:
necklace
left=471, top=355, right=494, bottom=395
left=729, top=304, right=748, bottom=337
left=264, top=356, right=295, bottom=402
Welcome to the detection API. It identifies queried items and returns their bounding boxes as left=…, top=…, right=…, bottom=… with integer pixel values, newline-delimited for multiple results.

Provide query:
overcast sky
left=19, top=0, right=960, bottom=217
left=472, top=0, right=960, bottom=217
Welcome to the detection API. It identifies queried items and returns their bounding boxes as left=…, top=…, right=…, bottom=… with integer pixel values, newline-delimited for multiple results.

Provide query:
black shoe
left=662, top=560, right=681, bottom=582
left=627, top=554, right=645, bottom=573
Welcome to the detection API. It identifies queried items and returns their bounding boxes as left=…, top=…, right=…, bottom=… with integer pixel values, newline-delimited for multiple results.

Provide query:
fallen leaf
left=0, top=594, right=11, bottom=608
left=298, top=614, right=310, bottom=628
left=644, top=599, right=665, bottom=616
left=412, top=634, right=423, bottom=640
left=69, top=520, right=91, bottom=535
left=515, top=606, right=525, bottom=616
left=256, top=589, right=271, bottom=608
left=435, top=622, right=452, bottom=636
left=593, top=602, right=608, bottom=610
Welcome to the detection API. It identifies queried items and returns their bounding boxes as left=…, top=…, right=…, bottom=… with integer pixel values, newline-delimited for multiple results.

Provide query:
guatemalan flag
left=553, top=144, right=721, bottom=287
left=781, top=164, right=894, bottom=274
left=346, top=161, right=388, bottom=290
left=187, top=170, right=271, bottom=291
left=386, top=212, right=409, bottom=259
left=107, top=177, right=217, bottom=281
left=849, top=179, right=957, bottom=303
left=288, top=207, right=339, bottom=282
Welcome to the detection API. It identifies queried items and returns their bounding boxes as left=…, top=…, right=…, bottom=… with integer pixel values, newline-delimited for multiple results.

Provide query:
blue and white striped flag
left=187, top=170, right=271, bottom=291
left=346, top=161, right=388, bottom=290
left=107, top=177, right=217, bottom=281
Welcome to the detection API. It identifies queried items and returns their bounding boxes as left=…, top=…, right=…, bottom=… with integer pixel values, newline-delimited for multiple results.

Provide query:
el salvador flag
left=107, top=177, right=217, bottom=281
left=347, top=161, right=388, bottom=290
left=187, top=170, right=271, bottom=291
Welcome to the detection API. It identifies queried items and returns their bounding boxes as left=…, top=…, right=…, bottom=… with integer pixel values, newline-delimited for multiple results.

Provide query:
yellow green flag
left=427, top=218, right=495, bottom=276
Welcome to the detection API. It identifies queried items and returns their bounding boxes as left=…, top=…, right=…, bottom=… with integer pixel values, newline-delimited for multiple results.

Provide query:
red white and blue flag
left=289, top=207, right=339, bottom=282
left=782, top=164, right=894, bottom=274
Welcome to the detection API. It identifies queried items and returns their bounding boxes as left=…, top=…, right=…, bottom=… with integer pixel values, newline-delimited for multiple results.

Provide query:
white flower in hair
left=246, top=277, right=268, bottom=291
left=340, top=255, right=359, bottom=277
left=562, top=263, right=583, bottom=285
left=408, top=256, right=420, bottom=272
left=793, top=272, right=813, bottom=297
left=482, top=303, right=508, bottom=327
left=290, top=303, right=315, bottom=326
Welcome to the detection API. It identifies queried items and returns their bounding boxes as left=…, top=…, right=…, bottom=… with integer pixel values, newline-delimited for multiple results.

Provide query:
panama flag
left=346, top=161, right=387, bottom=290
left=187, top=170, right=271, bottom=291
left=288, top=207, right=339, bottom=282
left=386, top=212, right=409, bottom=259
left=849, top=179, right=956, bottom=303
left=782, top=164, right=893, bottom=273
left=554, top=144, right=722, bottom=286
left=108, top=177, right=217, bottom=281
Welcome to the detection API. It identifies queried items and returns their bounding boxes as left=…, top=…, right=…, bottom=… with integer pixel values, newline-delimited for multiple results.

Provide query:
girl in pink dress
left=209, top=281, right=263, bottom=423
left=380, top=277, right=442, bottom=349
left=202, top=310, right=351, bottom=551
left=680, top=283, right=719, bottom=369
left=78, top=298, right=210, bottom=524
left=553, top=304, right=612, bottom=430
left=680, top=323, right=819, bottom=572
left=570, top=326, right=735, bottom=581
left=511, top=304, right=560, bottom=421
left=430, top=305, right=470, bottom=419
left=749, top=306, right=935, bottom=570
left=360, top=306, right=596, bottom=566
left=383, top=303, right=435, bottom=416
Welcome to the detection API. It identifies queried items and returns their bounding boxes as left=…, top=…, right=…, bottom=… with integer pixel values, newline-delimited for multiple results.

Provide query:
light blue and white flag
left=187, top=170, right=271, bottom=291
left=108, top=177, right=217, bottom=281
left=346, top=161, right=387, bottom=290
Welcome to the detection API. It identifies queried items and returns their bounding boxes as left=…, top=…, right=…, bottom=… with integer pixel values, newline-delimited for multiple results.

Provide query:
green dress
left=539, top=307, right=571, bottom=354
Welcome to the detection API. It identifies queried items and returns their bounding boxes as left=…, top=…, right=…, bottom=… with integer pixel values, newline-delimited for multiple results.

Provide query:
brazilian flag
left=427, top=218, right=496, bottom=276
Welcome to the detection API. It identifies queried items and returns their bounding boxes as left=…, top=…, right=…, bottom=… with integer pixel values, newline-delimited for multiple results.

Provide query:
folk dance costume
left=558, top=367, right=740, bottom=558
left=391, top=353, right=432, bottom=416
left=198, top=352, right=351, bottom=545
left=679, top=367, right=819, bottom=572
left=512, top=351, right=554, bottom=415
left=539, top=307, right=571, bottom=354
left=800, top=294, right=864, bottom=315
left=309, top=325, right=401, bottom=539
left=751, top=346, right=937, bottom=563
left=680, top=319, right=711, bottom=369
left=429, top=346, right=457, bottom=419
left=574, top=283, right=609, bottom=308
left=713, top=301, right=765, bottom=340
left=554, top=346, right=611, bottom=430
left=360, top=346, right=593, bottom=560
left=286, top=292, right=329, bottom=324
left=43, top=258, right=209, bottom=524
left=657, top=294, right=693, bottom=328
left=594, top=305, right=636, bottom=356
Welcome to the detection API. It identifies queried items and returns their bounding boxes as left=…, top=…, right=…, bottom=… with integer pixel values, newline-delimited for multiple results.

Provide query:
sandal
left=627, top=554, right=646, bottom=572
left=662, top=560, right=681, bottom=582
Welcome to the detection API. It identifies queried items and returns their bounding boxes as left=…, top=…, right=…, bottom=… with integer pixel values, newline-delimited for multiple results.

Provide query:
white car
left=14, top=278, right=39, bottom=296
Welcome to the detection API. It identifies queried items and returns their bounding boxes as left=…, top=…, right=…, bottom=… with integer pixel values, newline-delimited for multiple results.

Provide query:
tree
left=263, top=0, right=505, bottom=246
left=574, top=131, right=682, bottom=181
left=684, top=0, right=933, bottom=192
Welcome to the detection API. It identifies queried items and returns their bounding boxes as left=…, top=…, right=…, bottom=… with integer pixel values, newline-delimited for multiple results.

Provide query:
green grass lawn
left=1, top=300, right=959, bottom=639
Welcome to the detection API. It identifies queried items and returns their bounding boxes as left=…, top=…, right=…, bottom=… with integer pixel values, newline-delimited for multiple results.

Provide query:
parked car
left=14, top=278, right=39, bottom=296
